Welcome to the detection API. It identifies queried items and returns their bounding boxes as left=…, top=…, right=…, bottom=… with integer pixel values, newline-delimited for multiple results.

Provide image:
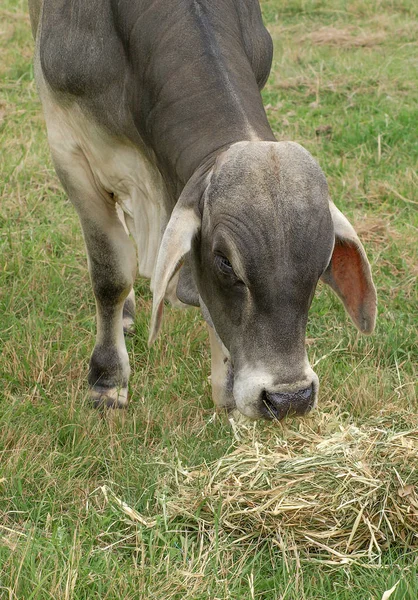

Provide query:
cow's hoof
left=228, top=408, right=254, bottom=426
left=90, top=386, right=129, bottom=409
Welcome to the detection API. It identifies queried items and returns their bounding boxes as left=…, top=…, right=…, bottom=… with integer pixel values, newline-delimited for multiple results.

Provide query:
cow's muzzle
left=261, top=384, right=314, bottom=420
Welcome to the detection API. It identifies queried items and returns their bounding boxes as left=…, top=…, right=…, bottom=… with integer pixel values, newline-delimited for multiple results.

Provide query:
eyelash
left=214, top=254, right=235, bottom=275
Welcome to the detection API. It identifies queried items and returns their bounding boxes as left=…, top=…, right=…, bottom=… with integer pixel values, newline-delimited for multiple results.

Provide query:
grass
left=0, top=0, right=417, bottom=598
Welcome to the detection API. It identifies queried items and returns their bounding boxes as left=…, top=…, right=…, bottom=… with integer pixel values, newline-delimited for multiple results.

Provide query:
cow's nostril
left=262, top=384, right=314, bottom=420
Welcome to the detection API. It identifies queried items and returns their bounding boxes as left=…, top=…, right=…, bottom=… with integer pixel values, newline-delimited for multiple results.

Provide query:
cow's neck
left=129, top=1, right=275, bottom=196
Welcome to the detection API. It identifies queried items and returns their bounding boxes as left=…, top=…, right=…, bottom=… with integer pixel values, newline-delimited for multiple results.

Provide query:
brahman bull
left=29, top=0, right=376, bottom=419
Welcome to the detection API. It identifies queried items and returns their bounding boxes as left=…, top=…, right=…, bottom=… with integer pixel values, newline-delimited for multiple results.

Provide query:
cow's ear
left=321, top=202, right=377, bottom=334
left=176, top=257, right=200, bottom=307
left=148, top=172, right=208, bottom=346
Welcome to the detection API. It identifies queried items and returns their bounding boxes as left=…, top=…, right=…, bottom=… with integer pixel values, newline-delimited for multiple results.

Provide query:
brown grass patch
left=354, top=215, right=400, bottom=245
left=301, top=26, right=386, bottom=48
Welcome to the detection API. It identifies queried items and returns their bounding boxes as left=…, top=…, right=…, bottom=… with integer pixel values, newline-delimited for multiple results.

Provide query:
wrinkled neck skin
left=120, top=0, right=275, bottom=196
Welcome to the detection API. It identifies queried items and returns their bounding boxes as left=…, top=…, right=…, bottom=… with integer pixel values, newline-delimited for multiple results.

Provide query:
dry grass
left=353, top=216, right=400, bottom=245
left=300, top=26, right=386, bottom=47
left=161, top=413, right=418, bottom=562
left=100, top=411, right=418, bottom=564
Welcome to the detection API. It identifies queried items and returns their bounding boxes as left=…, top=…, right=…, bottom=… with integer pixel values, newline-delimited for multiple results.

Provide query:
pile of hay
left=167, top=413, right=418, bottom=561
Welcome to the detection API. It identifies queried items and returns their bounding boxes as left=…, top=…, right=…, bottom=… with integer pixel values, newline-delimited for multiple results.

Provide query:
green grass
left=1, top=0, right=417, bottom=598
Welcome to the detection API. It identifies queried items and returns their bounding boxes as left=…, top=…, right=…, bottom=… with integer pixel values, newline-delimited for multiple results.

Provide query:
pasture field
left=1, top=0, right=417, bottom=598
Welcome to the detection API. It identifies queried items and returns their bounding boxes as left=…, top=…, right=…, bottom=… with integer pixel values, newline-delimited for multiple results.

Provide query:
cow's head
left=150, top=141, right=376, bottom=420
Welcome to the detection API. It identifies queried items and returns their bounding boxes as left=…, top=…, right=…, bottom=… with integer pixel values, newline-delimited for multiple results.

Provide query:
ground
left=0, top=0, right=417, bottom=598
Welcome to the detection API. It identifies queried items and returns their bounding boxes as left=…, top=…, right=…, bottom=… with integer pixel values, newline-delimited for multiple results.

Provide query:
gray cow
left=29, top=0, right=376, bottom=420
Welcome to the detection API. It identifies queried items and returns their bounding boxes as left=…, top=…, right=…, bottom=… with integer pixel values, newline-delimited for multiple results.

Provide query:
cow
left=28, top=0, right=376, bottom=420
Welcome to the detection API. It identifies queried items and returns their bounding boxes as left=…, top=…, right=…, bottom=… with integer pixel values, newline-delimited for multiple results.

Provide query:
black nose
left=262, top=385, right=314, bottom=420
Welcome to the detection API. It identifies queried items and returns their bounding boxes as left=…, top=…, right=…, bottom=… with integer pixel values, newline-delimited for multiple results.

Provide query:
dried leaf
left=397, top=485, right=414, bottom=498
left=381, top=580, right=400, bottom=600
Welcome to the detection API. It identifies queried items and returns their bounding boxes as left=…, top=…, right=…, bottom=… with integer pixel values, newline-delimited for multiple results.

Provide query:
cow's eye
left=215, top=254, right=235, bottom=275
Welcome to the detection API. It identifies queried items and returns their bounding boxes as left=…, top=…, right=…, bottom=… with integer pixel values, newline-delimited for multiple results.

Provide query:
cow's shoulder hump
left=235, top=0, right=273, bottom=90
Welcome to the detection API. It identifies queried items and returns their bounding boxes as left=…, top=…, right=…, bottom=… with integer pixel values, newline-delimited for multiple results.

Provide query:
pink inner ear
left=331, top=241, right=366, bottom=319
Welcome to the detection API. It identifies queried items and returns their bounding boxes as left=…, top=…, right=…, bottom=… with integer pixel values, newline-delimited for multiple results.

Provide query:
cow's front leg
left=86, top=216, right=136, bottom=408
left=207, top=325, right=235, bottom=412
left=52, top=153, right=137, bottom=408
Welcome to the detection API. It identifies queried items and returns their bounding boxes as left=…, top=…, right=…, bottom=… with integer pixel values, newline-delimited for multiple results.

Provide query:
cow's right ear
left=148, top=170, right=209, bottom=346
left=321, top=202, right=377, bottom=334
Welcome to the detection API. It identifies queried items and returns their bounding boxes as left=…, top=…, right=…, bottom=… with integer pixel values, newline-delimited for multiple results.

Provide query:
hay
left=167, top=414, right=418, bottom=561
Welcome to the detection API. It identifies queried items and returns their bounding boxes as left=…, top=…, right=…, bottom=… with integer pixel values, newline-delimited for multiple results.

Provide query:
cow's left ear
left=321, top=202, right=377, bottom=334
left=148, top=170, right=208, bottom=346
